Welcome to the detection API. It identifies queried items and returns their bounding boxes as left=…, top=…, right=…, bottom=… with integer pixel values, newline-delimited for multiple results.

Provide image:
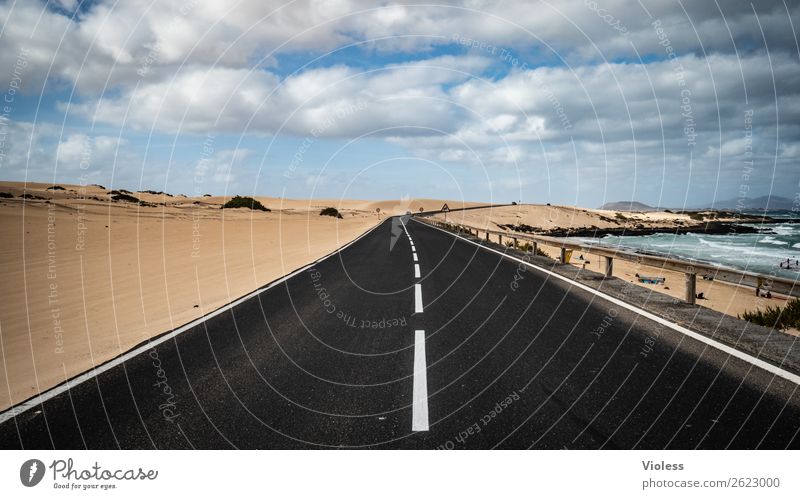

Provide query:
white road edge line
left=415, top=283, right=423, bottom=313
left=0, top=220, right=387, bottom=425
left=414, top=263, right=421, bottom=279
left=412, top=329, right=429, bottom=431
left=414, top=219, right=800, bottom=387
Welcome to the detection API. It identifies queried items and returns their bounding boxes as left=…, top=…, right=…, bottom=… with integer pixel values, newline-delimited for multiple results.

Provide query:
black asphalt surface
left=1, top=216, right=799, bottom=449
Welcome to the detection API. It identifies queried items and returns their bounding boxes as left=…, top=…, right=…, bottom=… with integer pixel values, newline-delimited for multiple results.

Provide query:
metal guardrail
left=415, top=216, right=800, bottom=304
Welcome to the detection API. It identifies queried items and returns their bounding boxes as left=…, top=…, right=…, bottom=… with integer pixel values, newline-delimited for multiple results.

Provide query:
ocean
left=579, top=222, right=800, bottom=279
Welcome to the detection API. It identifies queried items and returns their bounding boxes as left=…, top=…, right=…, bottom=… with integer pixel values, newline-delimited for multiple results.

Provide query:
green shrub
left=221, top=196, right=270, bottom=211
left=46, top=185, right=66, bottom=190
left=740, top=298, right=800, bottom=330
left=320, top=207, right=343, bottom=219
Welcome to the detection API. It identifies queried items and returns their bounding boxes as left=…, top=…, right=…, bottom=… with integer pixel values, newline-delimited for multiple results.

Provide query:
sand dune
left=431, top=203, right=695, bottom=232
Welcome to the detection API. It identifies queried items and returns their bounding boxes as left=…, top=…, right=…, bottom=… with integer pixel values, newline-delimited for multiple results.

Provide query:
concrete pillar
left=604, top=256, right=613, bottom=277
left=513, top=237, right=518, bottom=249
left=531, top=241, right=537, bottom=255
left=560, top=247, right=567, bottom=264
left=485, top=231, right=490, bottom=242
left=685, top=273, right=697, bottom=305
left=498, top=234, right=503, bottom=245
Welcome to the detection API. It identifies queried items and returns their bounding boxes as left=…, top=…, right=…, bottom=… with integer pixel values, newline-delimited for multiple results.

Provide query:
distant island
left=601, top=196, right=796, bottom=212
left=599, top=201, right=661, bottom=212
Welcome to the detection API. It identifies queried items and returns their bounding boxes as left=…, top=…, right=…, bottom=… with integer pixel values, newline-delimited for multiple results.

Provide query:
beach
left=432, top=204, right=797, bottom=327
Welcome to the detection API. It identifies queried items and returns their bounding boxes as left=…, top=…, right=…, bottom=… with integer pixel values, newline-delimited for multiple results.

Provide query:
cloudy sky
left=0, top=0, right=798, bottom=207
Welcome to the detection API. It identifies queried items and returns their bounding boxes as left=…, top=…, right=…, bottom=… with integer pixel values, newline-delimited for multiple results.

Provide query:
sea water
left=579, top=222, right=800, bottom=279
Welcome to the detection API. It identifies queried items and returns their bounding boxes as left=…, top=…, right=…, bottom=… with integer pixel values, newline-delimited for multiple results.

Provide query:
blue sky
left=1, top=1, right=799, bottom=208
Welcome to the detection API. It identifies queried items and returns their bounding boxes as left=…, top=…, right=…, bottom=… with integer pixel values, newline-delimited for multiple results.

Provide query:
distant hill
left=702, top=195, right=795, bottom=211
left=599, top=201, right=660, bottom=212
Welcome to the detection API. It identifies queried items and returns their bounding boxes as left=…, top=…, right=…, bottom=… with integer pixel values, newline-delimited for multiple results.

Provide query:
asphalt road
left=1, top=216, right=799, bottom=449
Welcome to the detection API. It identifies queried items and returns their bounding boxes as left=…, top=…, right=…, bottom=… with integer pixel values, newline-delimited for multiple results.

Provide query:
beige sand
left=0, top=181, right=480, bottom=411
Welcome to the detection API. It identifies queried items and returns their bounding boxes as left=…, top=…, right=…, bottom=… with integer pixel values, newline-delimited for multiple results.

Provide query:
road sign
left=441, top=203, right=450, bottom=212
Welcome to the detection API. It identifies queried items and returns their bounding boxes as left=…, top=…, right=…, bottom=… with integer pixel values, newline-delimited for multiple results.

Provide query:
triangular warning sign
left=441, top=203, right=450, bottom=212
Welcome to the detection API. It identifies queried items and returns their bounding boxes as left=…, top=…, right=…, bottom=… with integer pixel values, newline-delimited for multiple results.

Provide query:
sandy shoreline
left=433, top=205, right=797, bottom=328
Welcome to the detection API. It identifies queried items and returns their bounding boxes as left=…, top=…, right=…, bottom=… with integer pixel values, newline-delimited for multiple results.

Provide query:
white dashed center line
left=402, top=218, right=429, bottom=432
left=412, top=329, right=429, bottom=431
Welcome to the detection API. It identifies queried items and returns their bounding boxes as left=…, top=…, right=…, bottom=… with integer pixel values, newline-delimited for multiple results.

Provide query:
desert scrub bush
left=0, top=191, right=12, bottom=198
left=441, top=222, right=462, bottom=232
left=111, top=192, right=157, bottom=207
left=739, top=298, right=800, bottom=330
left=614, top=212, right=628, bottom=221
left=319, top=207, right=343, bottom=218
left=516, top=241, right=550, bottom=257
left=111, top=192, right=142, bottom=203
left=221, top=196, right=270, bottom=211
left=687, top=212, right=706, bottom=221
left=46, top=185, right=66, bottom=190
